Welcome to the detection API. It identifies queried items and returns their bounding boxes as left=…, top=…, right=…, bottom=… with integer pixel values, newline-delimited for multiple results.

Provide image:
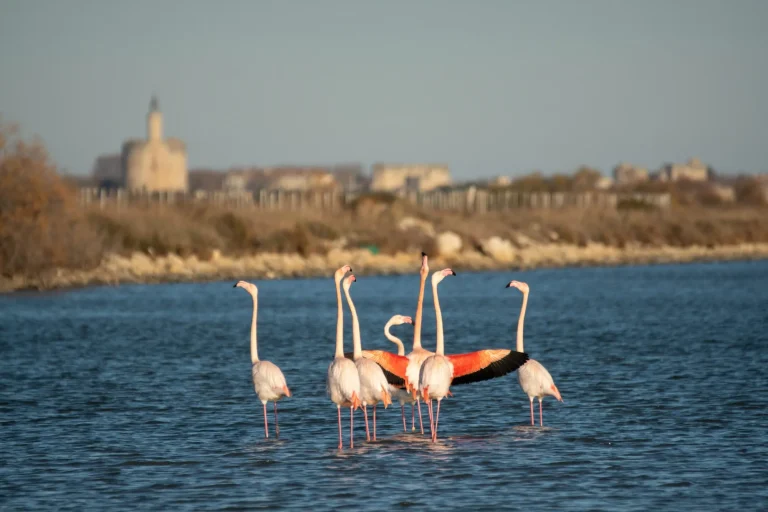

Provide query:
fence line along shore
left=78, top=187, right=672, bottom=212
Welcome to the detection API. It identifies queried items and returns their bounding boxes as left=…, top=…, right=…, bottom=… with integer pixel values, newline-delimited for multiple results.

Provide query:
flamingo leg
left=401, top=404, right=406, bottom=432
left=363, top=404, right=371, bottom=442
left=539, top=399, right=543, bottom=427
left=529, top=398, right=534, bottom=426
left=417, top=399, right=424, bottom=434
left=350, top=406, right=354, bottom=449
left=274, top=402, right=279, bottom=438
left=411, top=403, right=416, bottom=431
left=337, top=406, right=343, bottom=450
left=433, top=399, right=441, bottom=442
left=373, top=404, right=377, bottom=441
left=263, top=403, right=269, bottom=439
left=426, top=399, right=434, bottom=439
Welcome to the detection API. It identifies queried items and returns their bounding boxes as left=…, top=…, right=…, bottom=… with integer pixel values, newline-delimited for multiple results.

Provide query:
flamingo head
left=343, top=274, right=356, bottom=291
left=234, top=280, right=258, bottom=296
left=431, top=268, right=456, bottom=285
left=506, top=280, right=529, bottom=294
left=419, top=252, right=429, bottom=277
left=334, top=265, right=352, bottom=282
left=390, top=315, right=413, bottom=326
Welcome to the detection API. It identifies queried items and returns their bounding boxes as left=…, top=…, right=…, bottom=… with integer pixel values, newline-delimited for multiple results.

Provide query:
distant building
left=656, top=158, right=709, bottom=182
left=121, top=96, right=188, bottom=193
left=188, top=169, right=226, bottom=192
left=91, top=153, right=122, bottom=188
left=219, top=166, right=342, bottom=192
left=489, top=176, right=512, bottom=187
left=331, top=164, right=366, bottom=193
left=265, top=170, right=337, bottom=191
left=370, top=163, right=452, bottom=193
left=612, top=163, right=649, bottom=185
left=595, top=176, right=615, bottom=190
left=222, top=173, right=249, bottom=195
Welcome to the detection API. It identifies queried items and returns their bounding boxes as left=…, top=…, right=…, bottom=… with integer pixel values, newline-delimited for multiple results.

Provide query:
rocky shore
left=3, top=242, right=768, bottom=293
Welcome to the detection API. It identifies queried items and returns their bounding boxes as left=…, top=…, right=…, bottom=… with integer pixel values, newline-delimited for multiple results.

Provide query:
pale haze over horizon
left=1, top=0, right=767, bottom=179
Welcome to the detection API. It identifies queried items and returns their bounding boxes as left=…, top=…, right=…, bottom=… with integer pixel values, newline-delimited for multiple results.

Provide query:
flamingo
left=419, top=269, right=456, bottom=442
left=506, top=280, right=562, bottom=426
left=326, top=265, right=361, bottom=449
left=355, top=253, right=530, bottom=432
left=383, top=314, right=417, bottom=432
left=343, top=274, right=392, bottom=441
left=234, top=280, right=291, bottom=439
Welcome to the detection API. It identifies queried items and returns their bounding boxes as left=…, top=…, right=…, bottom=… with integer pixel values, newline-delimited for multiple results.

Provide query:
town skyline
left=2, top=1, right=767, bottom=178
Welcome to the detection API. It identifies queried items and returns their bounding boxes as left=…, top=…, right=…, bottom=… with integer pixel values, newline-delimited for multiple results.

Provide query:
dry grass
left=2, top=119, right=767, bottom=280
left=78, top=199, right=768, bottom=265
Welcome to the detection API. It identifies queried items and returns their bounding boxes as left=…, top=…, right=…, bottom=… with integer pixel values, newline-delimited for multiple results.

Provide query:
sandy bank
left=3, top=242, right=768, bottom=293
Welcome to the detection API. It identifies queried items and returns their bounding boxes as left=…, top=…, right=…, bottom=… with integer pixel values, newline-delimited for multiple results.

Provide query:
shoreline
left=3, top=242, right=768, bottom=293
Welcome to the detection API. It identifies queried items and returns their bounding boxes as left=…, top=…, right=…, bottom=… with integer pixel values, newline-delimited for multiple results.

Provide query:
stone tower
left=147, top=95, right=163, bottom=142
left=121, top=96, right=188, bottom=193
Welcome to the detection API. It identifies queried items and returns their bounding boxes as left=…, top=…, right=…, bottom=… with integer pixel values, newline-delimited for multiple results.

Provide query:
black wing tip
left=451, top=350, right=530, bottom=386
left=382, top=368, right=406, bottom=387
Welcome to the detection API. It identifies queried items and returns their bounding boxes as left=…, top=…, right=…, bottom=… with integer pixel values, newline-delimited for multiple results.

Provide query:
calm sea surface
left=1, top=261, right=767, bottom=511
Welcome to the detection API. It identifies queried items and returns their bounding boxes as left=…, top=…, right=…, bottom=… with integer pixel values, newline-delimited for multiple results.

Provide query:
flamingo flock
left=233, top=253, right=563, bottom=448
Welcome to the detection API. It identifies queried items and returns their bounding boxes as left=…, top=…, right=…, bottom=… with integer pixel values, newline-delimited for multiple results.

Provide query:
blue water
left=1, top=261, right=767, bottom=511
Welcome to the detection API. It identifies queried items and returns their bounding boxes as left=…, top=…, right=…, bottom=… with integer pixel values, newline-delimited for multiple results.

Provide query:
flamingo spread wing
left=448, top=349, right=529, bottom=385
left=348, top=349, right=529, bottom=388
left=344, top=350, right=408, bottom=387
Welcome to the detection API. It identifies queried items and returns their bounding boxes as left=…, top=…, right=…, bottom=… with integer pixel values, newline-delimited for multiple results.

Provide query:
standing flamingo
left=356, top=253, right=530, bottom=435
left=234, top=280, right=291, bottom=439
left=506, top=280, right=562, bottom=426
left=383, top=314, right=416, bottom=432
left=343, top=275, right=392, bottom=441
left=326, top=265, right=361, bottom=449
left=419, top=269, right=456, bottom=442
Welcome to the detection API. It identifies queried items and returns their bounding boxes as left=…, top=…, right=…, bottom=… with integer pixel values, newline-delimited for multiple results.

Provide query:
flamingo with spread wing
left=354, top=253, right=530, bottom=414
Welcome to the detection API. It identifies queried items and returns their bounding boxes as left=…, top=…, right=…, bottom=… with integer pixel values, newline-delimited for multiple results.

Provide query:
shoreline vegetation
left=3, top=242, right=768, bottom=294
left=2, top=121, right=768, bottom=293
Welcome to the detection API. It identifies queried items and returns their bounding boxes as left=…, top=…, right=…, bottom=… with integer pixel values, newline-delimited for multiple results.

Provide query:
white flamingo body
left=391, top=386, right=414, bottom=407
left=327, top=357, right=361, bottom=408
left=507, top=280, right=562, bottom=426
left=418, top=268, right=456, bottom=442
left=343, top=275, right=391, bottom=441
left=518, top=359, right=558, bottom=402
left=235, top=280, right=291, bottom=439
left=327, top=265, right=361, bottom=449
left=252, top=360, right=290, bottom=404
left=405, top=349, right=433, bottom=397
left=356, top=358, right=391, bottom=408
left=419, top=355, right=453, bottom=400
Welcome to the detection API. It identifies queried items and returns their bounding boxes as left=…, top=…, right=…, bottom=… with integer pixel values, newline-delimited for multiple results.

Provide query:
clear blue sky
left=1, top=0, right=766, bottom=178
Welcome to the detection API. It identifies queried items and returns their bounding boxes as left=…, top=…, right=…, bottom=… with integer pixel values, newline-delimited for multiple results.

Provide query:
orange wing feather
left=344, top=350, right=409, bottom=387
left=448, top=349, right=529, bottom=386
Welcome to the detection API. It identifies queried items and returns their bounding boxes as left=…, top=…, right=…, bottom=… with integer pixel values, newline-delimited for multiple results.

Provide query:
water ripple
left=1, top=261, right=768, bottom=510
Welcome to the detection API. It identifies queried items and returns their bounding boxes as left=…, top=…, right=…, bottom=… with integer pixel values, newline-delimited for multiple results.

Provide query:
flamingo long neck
left=249, top=293, right=259, bottom=363
left=334, top=278, right=344, bottom=358
left=516, top=291, right=528, bottom=353
left=433, top=280, right=445, bottom=356
left=412, top=272, right=427, bottom=350
left=384, top=320, right=405, bottom=356
left=343, top=286, right=362, bottom=360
